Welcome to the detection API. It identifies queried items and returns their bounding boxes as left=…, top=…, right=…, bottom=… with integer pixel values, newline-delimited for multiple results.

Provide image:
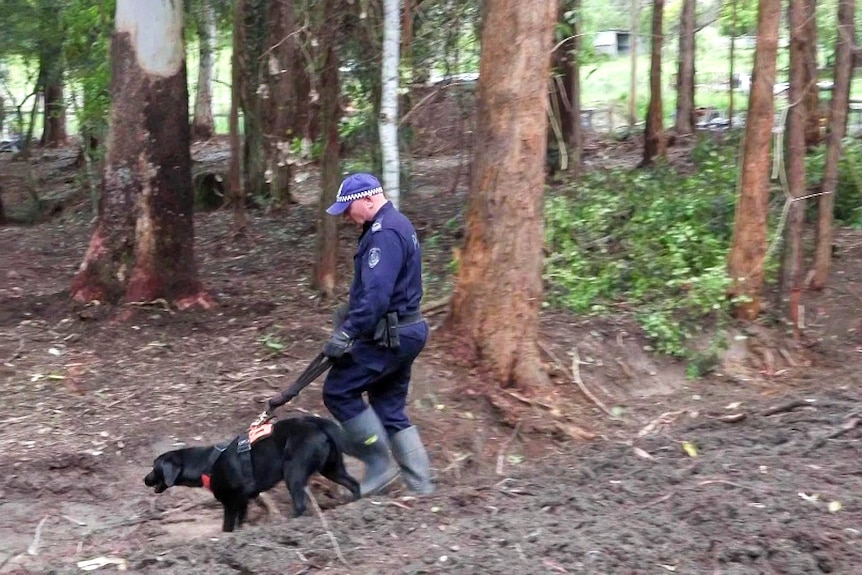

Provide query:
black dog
left=144, top=415, right=360, bottom=532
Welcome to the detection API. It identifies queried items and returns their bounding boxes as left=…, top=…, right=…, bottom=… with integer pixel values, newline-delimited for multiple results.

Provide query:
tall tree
left=312, top=0, right=343, bottom=296
left=37, top=0, right=67, bottom=147
left=675, top=0, right=696, bottom=135
left=380, top=0, right=401, bottom=207
left=446, top=0, right=556, bottom=393
left=642, top=0, right=666, bottom=165
left=802, top=0, right=820, bottom=147
left=726, top=0, right=781, bottom=320
left=262, top=0, right=300, bottom=207
left=227, top=0, right=247, bottom=234
left=191, top=0, right=216, bottom=141
left=71, top=0, right=212, bottom=310
left=810, top=0, right=855, bottom=288
left=628, top=0, right=640, bottom=126
left=780, top=0, right=810, bottom=330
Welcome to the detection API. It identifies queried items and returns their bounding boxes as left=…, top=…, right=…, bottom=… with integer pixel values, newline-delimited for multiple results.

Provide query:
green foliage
left=717, top=0, right=759, bottom=37
left=63, top=0, right=114, bottom=144
left=544, top=140, right=740, bottom=361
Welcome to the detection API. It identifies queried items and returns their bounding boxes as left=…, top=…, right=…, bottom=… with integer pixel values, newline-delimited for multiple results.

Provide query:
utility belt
left=370, top=311, right=423, bottom=349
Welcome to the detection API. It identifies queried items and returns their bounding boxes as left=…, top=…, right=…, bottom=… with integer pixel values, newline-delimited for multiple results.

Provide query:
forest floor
left=1, top=135, right=861, bottom=575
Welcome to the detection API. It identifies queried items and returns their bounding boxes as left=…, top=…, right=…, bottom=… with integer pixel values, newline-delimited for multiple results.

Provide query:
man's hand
left=323, top=329, right=353, bottom=359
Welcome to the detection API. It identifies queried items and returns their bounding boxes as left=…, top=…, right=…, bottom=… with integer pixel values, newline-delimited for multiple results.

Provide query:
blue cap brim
left=326, top=201, right=350, bottom=216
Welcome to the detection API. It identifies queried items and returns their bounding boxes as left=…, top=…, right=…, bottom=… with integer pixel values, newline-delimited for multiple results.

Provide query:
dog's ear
left=161, top=458, right=182, bottom=487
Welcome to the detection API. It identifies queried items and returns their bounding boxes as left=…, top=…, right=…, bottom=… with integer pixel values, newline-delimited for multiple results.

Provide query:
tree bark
left=228, top=0, right=247, bottom=234
left=780, top=0, right=809, bottom=331
left=675, top=0, right=696, bottom=135
left=446, top=0, right=555, bottom=393
left=726, top=0, right=781, bottom=320
left=313, top=1, right=342, bottom=297
left=191, top=0, right=216, bottom=141
left=810, top=0, right=855, bottom=288
left=802, top=0, right=820, bottom=147
left=263, top=0, right=298, bottom=207
left=642, top=0, right=666, bottom=165
left=568, top=0, right=583, bottom=175
left=71, top=0, right=213, bottom=310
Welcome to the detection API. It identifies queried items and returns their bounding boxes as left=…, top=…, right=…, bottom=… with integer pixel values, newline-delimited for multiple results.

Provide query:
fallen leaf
left=682, top=441, right=698, bottom=457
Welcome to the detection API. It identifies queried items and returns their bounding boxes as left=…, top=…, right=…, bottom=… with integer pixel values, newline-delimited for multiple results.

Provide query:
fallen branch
left=304, top=487, right=347, bottom=566
left=760, top=398, right=815, bottom=417
left=27, top=516, right=49, bottom=556
left=421, top=296, right=451, bottom=316
left=570, top=347, right=615, bottom=418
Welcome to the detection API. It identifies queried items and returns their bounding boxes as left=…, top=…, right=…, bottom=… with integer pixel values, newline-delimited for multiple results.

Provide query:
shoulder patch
left=368, top=247, right=381, bottom=268
left=371, top=221, right=382, bottom=232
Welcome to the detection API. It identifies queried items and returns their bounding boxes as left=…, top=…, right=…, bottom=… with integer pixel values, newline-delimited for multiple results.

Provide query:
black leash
left=253, top=352, right=332, bottom=424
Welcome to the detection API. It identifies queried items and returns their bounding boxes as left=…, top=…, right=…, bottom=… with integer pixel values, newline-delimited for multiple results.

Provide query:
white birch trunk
left=380, top=0, right=400, bottom=207
left=115, top=0, right=183, bottom=77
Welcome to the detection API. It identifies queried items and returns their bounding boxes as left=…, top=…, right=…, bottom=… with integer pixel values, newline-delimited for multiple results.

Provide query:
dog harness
left=200, top=423, right=274, bottom=494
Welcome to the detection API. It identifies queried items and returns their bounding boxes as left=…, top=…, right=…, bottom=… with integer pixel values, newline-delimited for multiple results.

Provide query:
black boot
left=390, top=426, right=434, bottom=495
left=342, top=407, right=400, bottom=496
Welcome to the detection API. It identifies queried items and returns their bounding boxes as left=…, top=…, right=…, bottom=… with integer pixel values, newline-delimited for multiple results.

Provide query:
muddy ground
left=1, top=140, right=861, bottom=574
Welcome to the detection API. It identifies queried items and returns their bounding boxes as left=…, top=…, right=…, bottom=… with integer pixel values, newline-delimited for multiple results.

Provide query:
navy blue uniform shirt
left=341, top=202, right=422, bottom=339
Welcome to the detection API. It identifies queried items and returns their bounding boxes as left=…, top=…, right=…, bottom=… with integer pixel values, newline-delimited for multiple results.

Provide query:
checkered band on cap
left=336, top=186, right=383, bottom=203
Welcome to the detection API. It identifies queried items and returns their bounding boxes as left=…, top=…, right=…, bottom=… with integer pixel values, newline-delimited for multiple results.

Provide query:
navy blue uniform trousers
left=323, top=321, right=428, bottom=435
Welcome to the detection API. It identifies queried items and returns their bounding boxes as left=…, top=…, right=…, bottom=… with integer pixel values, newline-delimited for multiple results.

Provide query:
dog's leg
left=321, top=458, right=361, bottom=501
left=237, top=499, right=249, bottom=527
left=255, top=493, right=283, bottom=519
left=222, top=505, right=238, bottom=533
left=283, top=459, right=309, bottom=518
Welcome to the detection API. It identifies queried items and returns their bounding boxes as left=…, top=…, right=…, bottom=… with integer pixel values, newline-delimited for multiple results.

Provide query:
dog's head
left=144, top=451, right=184, bottom=493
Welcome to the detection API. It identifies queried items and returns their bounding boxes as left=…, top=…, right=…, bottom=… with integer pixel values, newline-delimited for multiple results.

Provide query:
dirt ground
left=1, top=139, right=862, bottom=575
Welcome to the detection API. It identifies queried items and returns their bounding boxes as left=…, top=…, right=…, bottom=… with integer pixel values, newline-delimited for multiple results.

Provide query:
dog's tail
left=308, top=416, right=354, bottom=456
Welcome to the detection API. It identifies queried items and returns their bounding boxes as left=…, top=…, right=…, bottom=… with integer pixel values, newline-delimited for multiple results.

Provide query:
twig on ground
left=637, top=411, right=684, bottom=437
left=27, top=516, right=49, bottom=556
left=807, top=417, right=860, bottom=453
left=304, top=487, right=347, bottom=566
left=760, top=398, right=815, bottom=417
left=4, top=337, right=25, bottom=364
left=537, top=341, right=616, bottom=418
left=570, top=347, right=615, bottom=418
left=496, top=420, right=522, bottom=476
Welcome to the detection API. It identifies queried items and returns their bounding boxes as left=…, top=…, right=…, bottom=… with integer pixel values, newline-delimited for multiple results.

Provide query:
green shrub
left=544, top=140, right=739, bottom=362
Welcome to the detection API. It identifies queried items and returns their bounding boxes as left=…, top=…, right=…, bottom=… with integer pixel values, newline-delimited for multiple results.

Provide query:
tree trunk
left=71, top=0, right=213, bottom=310
left=810, top=0, right=855, bottom=289
left=313, top=3, right=342, bottom=297
left=675, top=0, right=696, bottom=135
left=802, top=0, right=820, bottom=147
left=568, top=0, right=583, bottom=175
left=228, top=0, right=247, bottom=234
left=191, top=0, right=216, bottom=141
left=780, top=0, right=809, bottom=331
left=239, top=0, right=268, bottom=200
left=726, top=0, right=781, bottom=320
left=263, top=0, right=299, bottom=207
left=380, top=0, right=401, bottom=207
left=446, top=0, right=555, bottom=393
left=642, top=0, right=666, bottom=165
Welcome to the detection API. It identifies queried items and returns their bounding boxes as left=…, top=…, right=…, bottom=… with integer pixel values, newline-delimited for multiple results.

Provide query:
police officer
left=321, top=173, right=434, bottom=496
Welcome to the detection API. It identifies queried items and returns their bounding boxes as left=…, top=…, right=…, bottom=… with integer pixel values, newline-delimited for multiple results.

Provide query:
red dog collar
left=201, top=474, right=212, bottom=491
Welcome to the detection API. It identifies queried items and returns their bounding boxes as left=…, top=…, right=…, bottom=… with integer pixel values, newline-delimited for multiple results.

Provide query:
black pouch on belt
left=372, top=312, right=401, bottom=349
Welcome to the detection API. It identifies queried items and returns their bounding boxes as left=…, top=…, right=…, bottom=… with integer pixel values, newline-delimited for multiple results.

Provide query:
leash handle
left=266, top=352, right=332, bottom=412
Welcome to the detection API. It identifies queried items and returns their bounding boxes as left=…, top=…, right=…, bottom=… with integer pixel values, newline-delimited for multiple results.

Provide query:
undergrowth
left=544, top=135, right=862, bottom=374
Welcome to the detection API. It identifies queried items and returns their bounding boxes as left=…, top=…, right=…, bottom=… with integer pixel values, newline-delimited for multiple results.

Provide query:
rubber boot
left=342, top=407, right=400, bottom=496
left=390, top=426, right=435, bottom=495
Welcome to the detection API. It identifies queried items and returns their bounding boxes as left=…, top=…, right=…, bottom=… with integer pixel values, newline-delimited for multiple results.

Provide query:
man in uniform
left=321, top=172, right=434, bottom=496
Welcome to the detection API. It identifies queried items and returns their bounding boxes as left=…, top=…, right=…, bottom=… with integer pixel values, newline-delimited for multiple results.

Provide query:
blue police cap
left=326, top=173, right=384, bottom=215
